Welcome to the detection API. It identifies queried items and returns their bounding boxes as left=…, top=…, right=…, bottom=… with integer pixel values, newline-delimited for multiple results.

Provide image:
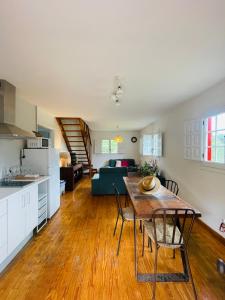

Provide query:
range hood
left=0, top=80, right=35, bottom=139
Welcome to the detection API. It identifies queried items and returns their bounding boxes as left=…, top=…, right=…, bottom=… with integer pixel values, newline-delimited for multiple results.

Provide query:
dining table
left=123, top=176, right=201, bottom=283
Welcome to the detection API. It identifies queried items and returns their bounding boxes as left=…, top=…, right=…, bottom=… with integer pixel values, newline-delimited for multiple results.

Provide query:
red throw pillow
left=121, top=160, right=129, bottom=167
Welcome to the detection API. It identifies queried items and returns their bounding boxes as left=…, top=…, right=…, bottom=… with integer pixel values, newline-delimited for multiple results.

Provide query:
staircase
left=56, top=117, right=92, bottom=174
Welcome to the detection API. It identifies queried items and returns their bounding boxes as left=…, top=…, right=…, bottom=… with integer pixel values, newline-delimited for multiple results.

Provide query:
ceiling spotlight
left=116, top=85, right=123, bottom=96
left=115, top=98, right=120, bottom=106
left=111, top=76, right=123, bottom=104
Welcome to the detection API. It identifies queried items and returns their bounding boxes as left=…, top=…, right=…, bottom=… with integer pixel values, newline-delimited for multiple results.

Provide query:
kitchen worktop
left=0, top=176, right=49, bottom=201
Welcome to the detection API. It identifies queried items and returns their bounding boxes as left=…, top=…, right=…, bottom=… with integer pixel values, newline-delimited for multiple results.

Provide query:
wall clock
left=131, top=136, right=137, bottom=143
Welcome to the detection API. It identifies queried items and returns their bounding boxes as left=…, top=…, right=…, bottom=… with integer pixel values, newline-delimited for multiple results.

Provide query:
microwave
left=27, top=137, right=49, bottom=149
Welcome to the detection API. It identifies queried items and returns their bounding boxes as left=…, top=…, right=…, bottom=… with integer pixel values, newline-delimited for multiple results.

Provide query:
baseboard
left=196, top=219, right=225, bottom=246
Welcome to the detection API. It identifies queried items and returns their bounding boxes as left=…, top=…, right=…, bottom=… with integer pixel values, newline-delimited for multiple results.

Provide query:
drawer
left=38, top=205, right=47, bottom=217
left=38, top=197, right=47, bottom=209
left=0, top=200, right=7, bottom=217
left=38, top=211, right=47, bottom=224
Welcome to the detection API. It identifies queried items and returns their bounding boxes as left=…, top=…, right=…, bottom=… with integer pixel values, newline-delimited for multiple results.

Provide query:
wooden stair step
left=61, top=123, right=80, bottom=126
left=64, top=130, right=81, bottom=132
left=56, top=116, right=92, bottom=170
left=66, top=136, right=83, bottom=138
left=67, top=140, right=84, bottom=142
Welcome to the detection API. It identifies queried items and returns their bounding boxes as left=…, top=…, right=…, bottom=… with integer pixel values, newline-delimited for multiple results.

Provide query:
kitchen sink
left=0, top=181, right=33, bottom=187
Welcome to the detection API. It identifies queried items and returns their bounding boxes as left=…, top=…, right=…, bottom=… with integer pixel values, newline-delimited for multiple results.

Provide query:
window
left=143, top=135, right=153, bottom=155
left=101, top=139, right=118, bottom=154
left=101, top=140, right=110, bottom=153
left=153, top=133, right=162, bottom=157
left=184, top=113, right=225, bottom=165
left=204, top=113, right=225, bottom=164
left=142, top=134, right=162, bottom=157
left=110, top=140, right=118, bottom=154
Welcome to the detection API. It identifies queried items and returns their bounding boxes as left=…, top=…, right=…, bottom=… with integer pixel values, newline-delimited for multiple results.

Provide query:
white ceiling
left=1, top=0, right=225, bottom=130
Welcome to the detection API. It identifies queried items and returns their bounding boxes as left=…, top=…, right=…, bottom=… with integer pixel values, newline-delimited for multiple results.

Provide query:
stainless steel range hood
left=0, top=80, right=35, bottom=139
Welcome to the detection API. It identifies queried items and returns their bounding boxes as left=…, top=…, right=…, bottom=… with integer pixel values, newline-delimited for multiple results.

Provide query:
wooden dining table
left=123, top=176, right=201, bottom=283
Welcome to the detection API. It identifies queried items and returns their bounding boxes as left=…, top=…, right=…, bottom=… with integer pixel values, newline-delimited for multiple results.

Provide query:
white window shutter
left=153, top=133, right=162, bottom=157
left=184, top=147, right=192, bottom=159
left=157, top=133, right=162, bottom=157
left=140, top=137, right=143, bottom=155
left=184, top=119, right=203, bottom=161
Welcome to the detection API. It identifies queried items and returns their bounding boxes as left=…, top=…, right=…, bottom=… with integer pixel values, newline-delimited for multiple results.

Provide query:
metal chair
left=142, top=208, right=197, bottom=300
left=164, top=179, right=179, bottom=258
left=113, top=183, right=140, bottom=256
left=165, top=179, right=179, bottom=195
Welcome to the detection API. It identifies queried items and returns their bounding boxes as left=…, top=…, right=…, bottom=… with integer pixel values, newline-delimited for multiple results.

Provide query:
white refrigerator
left=23, top=148, right=60, bottom=218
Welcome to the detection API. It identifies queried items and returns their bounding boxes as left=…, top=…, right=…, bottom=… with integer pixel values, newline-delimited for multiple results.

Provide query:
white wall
left=37, top=107, right=67, bottom=151
left=16, top=97, right=36, bottom=132
left=91, top=130, right=140, bottom=169
left=140, top=79, right=225, bottom=237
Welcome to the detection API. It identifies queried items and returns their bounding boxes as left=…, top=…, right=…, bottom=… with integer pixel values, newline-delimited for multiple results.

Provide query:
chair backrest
left=112, top=183, right=124, bottom=219
left=152, top=208, right=196, bottom=248
left=165, top=180, right=179, bottom=195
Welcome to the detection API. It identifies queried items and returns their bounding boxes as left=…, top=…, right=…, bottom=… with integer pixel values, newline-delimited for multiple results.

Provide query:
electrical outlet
left=219, top=219, right=225, bottom=232
left=217, top=259, right=225, bottom=275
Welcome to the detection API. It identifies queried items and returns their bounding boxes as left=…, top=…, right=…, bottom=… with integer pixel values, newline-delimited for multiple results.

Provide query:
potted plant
left=139, top=160, right=159, bottom=177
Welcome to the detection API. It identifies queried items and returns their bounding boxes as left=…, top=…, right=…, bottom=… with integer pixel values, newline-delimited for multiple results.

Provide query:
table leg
left=133, top=212, right=137, bottom=278
left=177, top=218, right=189, bottom=280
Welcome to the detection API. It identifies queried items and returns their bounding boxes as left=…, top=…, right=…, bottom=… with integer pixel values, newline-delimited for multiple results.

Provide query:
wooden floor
left=0, top=178, right=224, bottom=300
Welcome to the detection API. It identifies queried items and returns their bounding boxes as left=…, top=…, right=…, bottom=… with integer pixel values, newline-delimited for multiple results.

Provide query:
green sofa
left=108, top=159, right=138, bottom=172
left=92, top=167, right=128, bottom=195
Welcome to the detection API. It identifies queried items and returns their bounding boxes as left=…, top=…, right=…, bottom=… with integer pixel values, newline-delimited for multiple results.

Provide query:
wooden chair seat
left=122, top=206, right=142, bottom=221
left=143, top=219, right=182, bottom=249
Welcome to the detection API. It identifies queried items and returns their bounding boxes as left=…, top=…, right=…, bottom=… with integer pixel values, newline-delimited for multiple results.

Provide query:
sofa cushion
left=126, top=159, right=135, bottom=166
left=109, top=159, right=116, bottom=167
left=116, top=160, right=122, bottom=167
left=121, top=160, right=129, bottom=167
left=92, top=173, right=99, bottom=180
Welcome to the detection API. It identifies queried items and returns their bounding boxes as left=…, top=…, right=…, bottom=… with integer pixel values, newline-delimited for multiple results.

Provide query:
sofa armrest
left=92, top=173, right=99, bottom=180
left=92, top=173, right=101, bottom=195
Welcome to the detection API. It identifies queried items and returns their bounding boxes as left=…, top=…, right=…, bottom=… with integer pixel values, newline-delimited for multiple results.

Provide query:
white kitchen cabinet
left=0, top=200, right=7, bottom=264
left=26, top=184, right=38, bottom=235
left=8, top=192, right=25, bottom=255
left=0, top=179, right=48, bottom=272
left=8, top=185, right=38, bottom=255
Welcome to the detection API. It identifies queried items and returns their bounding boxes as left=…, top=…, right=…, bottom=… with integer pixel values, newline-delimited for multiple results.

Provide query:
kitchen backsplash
left=0, top=140, right=25, bottom=179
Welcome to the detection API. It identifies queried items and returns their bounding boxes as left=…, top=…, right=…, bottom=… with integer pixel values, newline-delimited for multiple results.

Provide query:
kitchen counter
left=0, top=176, right=49, bottom=202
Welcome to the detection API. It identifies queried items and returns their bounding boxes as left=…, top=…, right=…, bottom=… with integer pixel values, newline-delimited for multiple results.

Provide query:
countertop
left=0, top=176, right=49, bottom=202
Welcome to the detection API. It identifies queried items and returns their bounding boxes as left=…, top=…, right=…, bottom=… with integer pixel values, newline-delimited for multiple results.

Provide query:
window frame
left=142, top=134, right=153, bottom=156
left=100, top=139, right=118, bottom=154
left=203, top=113, right=225, bottom=165
left=142, top=133, right=162, bottom=157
